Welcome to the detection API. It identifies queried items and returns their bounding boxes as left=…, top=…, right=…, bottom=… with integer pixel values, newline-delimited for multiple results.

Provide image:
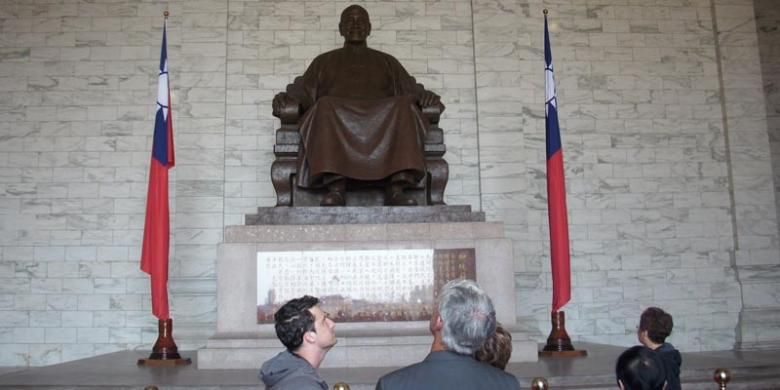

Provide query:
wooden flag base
left=137, top=319, right=192, bottom=366
left=539, top=311, right=587, bottom=358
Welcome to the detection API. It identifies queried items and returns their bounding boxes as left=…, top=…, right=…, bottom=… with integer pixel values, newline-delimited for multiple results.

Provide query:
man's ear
left=303, top=329, right=316, bottom=344
left=367, top=22, right=372, bottom=36
left=432, top=314, right=443, bottom=331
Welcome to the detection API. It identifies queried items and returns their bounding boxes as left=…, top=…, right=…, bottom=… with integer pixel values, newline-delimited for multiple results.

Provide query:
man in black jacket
left=638, top=307, right=681, bottom=390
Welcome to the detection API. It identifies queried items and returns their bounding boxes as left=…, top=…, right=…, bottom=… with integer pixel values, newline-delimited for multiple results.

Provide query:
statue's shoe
left=387, top=191, right=417, bottom=206
left=320, top=191, right=346, bottom=206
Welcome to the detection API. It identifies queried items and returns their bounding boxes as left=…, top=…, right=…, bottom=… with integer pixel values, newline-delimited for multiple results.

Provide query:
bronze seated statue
left=270, top=5, right=448, bottom=207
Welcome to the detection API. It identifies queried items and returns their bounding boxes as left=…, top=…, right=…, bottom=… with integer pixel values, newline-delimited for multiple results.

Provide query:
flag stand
left=539, top=311, right=587, bottom=357
left=138, top=319, right=191, bottom=366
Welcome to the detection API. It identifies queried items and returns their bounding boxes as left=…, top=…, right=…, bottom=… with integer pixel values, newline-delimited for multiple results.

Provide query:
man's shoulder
left=377, top=353, right=519, bottom=389
left=376, top=360, right=433, bottom=390
left=260, top=351, right=327, bottom=390
left=364, top=46, right=394, bottom=57
left=315, top=46, right=395, bottom=58
left=365, top=47, right=405, bottom=66
left=269, top=375, right=328, bottom=390
left=468, top=360, right=521, bottom=382
left=311, top=48, right=340, bottom=63
left=657, top=343, right=682, bottom=364
left=657, top=343, right=681, bottom=355
left=378, top=360, right=426, bottom=380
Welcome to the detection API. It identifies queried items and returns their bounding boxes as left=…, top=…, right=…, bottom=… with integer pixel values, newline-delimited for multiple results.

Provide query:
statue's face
left=339, top=7, right=371, bottom=43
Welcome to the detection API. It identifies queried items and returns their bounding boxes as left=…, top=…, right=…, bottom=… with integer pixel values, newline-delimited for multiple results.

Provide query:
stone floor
left=0, top=343, right=778, bottom=389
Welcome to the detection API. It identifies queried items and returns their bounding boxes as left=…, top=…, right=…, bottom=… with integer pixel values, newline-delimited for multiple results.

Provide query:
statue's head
left=339, top=5, right=371, bottom=44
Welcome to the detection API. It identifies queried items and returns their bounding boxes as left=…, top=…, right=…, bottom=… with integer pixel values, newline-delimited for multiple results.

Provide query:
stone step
left=319, top=363, right=780, bottom=390
left=245, top=205, right=486, bottom=225
left=8, top=368, right=773, bottom=390
left=198, top=333, right=538, bottom=370
left=2, top=347, right=779, bottom=390
left=513, top=364, right=780, bottom=388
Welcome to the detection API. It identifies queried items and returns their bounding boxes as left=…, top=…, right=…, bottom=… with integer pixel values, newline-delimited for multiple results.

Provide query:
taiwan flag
left=141, top=18, right=175, bottom=320
left=544, top=13, right=571, bottom=312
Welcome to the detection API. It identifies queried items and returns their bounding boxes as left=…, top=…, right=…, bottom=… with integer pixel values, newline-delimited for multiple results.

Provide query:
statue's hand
left=271, top=92, right=298, bottom=117
left=417, top=90, right=440, bottom=108
left=272, top=92, right=288, bottom=117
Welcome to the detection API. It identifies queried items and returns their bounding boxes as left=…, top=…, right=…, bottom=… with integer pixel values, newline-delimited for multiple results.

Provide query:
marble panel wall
left=738, top=0, right=780, bottom=350
left=0, top=0, right=226, bottom=365
left=756, top=1, right=780, bottom=234
left=473, top=0, right=747, bottom=351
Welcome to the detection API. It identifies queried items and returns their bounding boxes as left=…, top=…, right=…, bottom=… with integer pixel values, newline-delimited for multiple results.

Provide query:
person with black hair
left=615, top=345, right=667, bottom=390
left=638, top=307, right=681, bottom=390
left=475, top=323, right=513, bottom=370
left=260, top=295, right=336, bottom=390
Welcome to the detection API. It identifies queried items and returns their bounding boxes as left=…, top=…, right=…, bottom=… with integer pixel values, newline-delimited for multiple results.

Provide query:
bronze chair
left=271, top=76, right=448, bottom=207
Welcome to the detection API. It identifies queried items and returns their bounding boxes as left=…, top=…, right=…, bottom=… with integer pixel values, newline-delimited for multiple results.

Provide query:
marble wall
left=0, top=0, right=778, bottom=366
left=745, top=0, right=780, bottom=350
left=481, top=0, right=777, bottom=351
left=0, top=0, right=226, bottom=365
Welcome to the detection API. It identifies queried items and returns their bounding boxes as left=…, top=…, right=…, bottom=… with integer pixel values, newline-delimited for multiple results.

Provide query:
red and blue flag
left=141, top=18, right=175, bottom=320
left=545, top=13, right=571, bottom=312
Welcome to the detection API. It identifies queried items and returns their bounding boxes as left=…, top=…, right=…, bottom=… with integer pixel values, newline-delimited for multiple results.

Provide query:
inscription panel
left=257, top=248, right=475, bottom=323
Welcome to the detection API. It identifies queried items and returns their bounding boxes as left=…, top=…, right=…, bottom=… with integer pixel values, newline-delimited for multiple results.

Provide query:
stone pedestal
left=197, top=207, right=537, bottom=369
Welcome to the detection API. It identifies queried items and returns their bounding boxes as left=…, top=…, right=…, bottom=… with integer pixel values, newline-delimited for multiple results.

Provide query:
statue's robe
left=291, top=45, right=428, bottom=188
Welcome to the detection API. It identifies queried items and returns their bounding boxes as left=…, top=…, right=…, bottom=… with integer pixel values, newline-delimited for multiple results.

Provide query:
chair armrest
left=276, top=102, right=301, bottom=124
left=272, top=91, right=302, bottom=124
left=422, top=101, right=444, bottom=124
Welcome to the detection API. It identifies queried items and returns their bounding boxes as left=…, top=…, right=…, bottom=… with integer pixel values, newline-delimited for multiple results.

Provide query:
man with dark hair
left=615, top=345, right=667, bottom=390
left=638, top=307, right=681, bottom=390
left=260, top=295, right=336, bottom=390
left=375, top=279, right=521, bottom=389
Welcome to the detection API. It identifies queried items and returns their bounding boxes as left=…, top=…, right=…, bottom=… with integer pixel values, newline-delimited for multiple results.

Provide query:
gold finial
left=164, top=11, right=169, bottom=18
left=531, top=377, right=549, bottom=390
left=713, top=368, right=731, bottom=390
left=543, top=9, right=548, bottom=15
left=332, top=382, right=351, bottom=390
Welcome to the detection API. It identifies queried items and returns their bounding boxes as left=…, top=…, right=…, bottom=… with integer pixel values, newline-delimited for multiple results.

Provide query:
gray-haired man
left=376, top=279, right=521, bottom=389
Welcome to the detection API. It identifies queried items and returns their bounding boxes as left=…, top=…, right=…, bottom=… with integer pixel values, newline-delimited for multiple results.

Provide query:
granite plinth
left=198, top=329, right=537, bottom=369
left=225, top=221, right=507, bottom=244
left=245, top=205, right=485, bottom=225
left=198, top=220, right=531, bottom=370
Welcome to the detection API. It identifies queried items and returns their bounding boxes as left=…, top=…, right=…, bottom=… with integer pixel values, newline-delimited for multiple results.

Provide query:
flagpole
left=138, top=10, right=191, bottom=367
left=538, top=8, right=586, bottom=358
